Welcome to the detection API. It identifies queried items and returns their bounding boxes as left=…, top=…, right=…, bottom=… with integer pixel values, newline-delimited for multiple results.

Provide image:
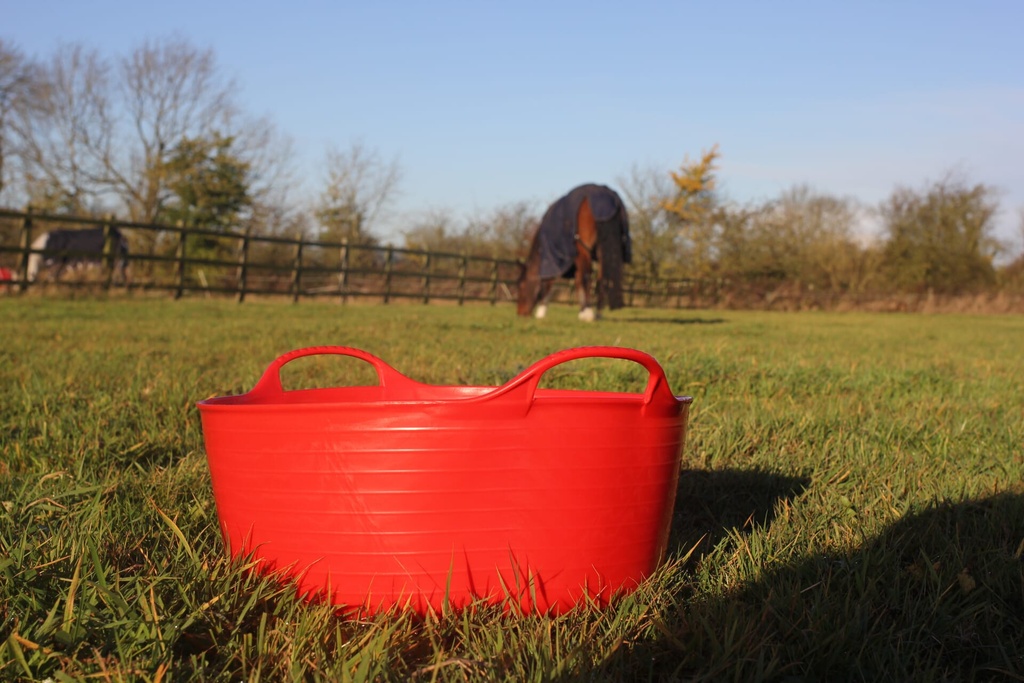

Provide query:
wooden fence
left=0, top=207, right=720, bottom=309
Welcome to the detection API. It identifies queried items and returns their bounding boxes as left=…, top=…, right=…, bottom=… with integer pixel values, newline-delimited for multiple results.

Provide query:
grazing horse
left=27, top=227, right=130, bottom=284
left=517, top=183, right=631, bottom=321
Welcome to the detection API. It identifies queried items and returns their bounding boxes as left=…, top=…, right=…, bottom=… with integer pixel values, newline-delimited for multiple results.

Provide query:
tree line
left=2, top=36, right=1022, bottom=305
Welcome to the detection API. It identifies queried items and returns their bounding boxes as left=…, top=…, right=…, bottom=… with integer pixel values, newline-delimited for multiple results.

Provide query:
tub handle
left=248, top=346, right=417, bottom=396
left=486, top=346, right=680, bottom=413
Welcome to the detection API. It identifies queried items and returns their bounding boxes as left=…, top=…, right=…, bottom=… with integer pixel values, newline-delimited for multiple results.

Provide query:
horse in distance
left=517, top=183, right=631, bottom=321
left=27, top=226, right=131, bottom=285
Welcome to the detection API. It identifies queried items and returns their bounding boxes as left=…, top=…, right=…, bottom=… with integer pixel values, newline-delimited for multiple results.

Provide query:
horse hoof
left=578, top=307, right=597, bottom=322
left=534, top=304, right=548, bottom=319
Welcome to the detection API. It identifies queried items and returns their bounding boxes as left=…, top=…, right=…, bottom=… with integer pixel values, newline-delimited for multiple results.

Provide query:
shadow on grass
left=609, top=316, right=727, bottom=326
left=112, top=442, right=190, bottom=470
left=608, top=491, right=1024, bottom=681
left=669, top=467, right=810, bottom=557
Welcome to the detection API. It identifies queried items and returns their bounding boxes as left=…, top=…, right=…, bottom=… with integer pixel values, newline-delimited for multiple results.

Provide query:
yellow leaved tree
left=661, top=145, right=720, bottom=278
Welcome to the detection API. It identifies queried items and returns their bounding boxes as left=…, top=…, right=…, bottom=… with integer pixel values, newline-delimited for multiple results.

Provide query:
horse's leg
left=534, top=279, right=555, bottom=318
left=573, top=253, right=588, bottom=314
left=26, top=234, right=48, bottom=282
left=115, top=250, right=130, bottom=286
left=576, top=258, right=599, bottom=321
left=576, top=198, right=598, bottom=321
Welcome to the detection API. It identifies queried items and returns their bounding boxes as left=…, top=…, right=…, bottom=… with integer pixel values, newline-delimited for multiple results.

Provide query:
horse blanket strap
left=537, top=184, right=631, bottom=280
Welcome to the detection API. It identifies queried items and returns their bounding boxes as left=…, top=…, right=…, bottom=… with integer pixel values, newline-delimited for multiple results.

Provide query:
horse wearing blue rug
left=517, top=183, right=631, bottom=321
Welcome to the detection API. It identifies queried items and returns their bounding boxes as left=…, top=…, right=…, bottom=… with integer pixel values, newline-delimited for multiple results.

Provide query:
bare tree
left=14, top=43, right=112, bottom=213
left=113, top=36, right=238, bottom=222
left=0, top=38, right=40, bottom=202
left=315, top=141, right=402, bottom=245
left=4, top=35, right=297, bottom=255
left=765, top=185, right=863, bottom=290
left=617, top=164, right=678, bottom=279
left=464, top=201, right=539, bottom=259
left=8, top=36, right=254, bottom=222
left=400, top=201, right=539, bottom=260
left=879, top=172, right=1000, bottom=294
left=402, top=207, right=459, bottom=252
left=232, top=113, right=297, bottom=232
left=1001, top=207, right=1024, bottom=290
left=1015, top=207, right=1024, bottom=263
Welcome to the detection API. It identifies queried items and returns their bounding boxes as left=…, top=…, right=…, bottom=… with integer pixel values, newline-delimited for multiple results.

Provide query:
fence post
left=457, top=252, right=467, bottom=305
left=383, top=243, right=394, bottom=304
left=102, top=214, right=116, bottom=291
left=236, top=225, right=251, bottom=303
left=422, top=251, right=432, bottom=304
left=339, top=238, right=349, bottom=304
left=174, top=221, right=186, bottom=300
left=291, top=234, right=304, bottom=304
left=17, top=205, right=33, bottom=293
left=489, top=258, right=499, bottom=304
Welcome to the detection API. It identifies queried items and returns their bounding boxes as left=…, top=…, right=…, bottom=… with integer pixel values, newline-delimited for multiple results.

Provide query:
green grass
left=2, top=298, right=1023, bottom=681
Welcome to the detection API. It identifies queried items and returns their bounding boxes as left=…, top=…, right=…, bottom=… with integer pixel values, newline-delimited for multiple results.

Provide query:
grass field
left=2, top=298, right=1023, bottom=682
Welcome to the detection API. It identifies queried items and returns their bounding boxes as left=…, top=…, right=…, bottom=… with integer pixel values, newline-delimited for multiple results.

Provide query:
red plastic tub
left=197, top=346, right=692, bottom=615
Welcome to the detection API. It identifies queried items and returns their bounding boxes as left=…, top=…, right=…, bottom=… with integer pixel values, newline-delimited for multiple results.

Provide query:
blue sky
left=5, top=1, right=1023, bottom=250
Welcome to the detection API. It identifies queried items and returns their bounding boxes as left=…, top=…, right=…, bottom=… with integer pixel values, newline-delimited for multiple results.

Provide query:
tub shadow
left=118, top=442, right=190, bottom=470
left=669, top=467, right=810, bottom=557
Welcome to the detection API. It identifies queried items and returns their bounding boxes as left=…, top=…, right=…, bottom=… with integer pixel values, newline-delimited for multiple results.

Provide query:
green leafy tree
left=156, top=133, right=252, bottom=272
left=160, top=133, right=252, bottom=231
left=880, top=174, right=999, bottom=294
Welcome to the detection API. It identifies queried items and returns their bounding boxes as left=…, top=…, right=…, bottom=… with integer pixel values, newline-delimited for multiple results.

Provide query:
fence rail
left=0, top=207, right=720, bottom=309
